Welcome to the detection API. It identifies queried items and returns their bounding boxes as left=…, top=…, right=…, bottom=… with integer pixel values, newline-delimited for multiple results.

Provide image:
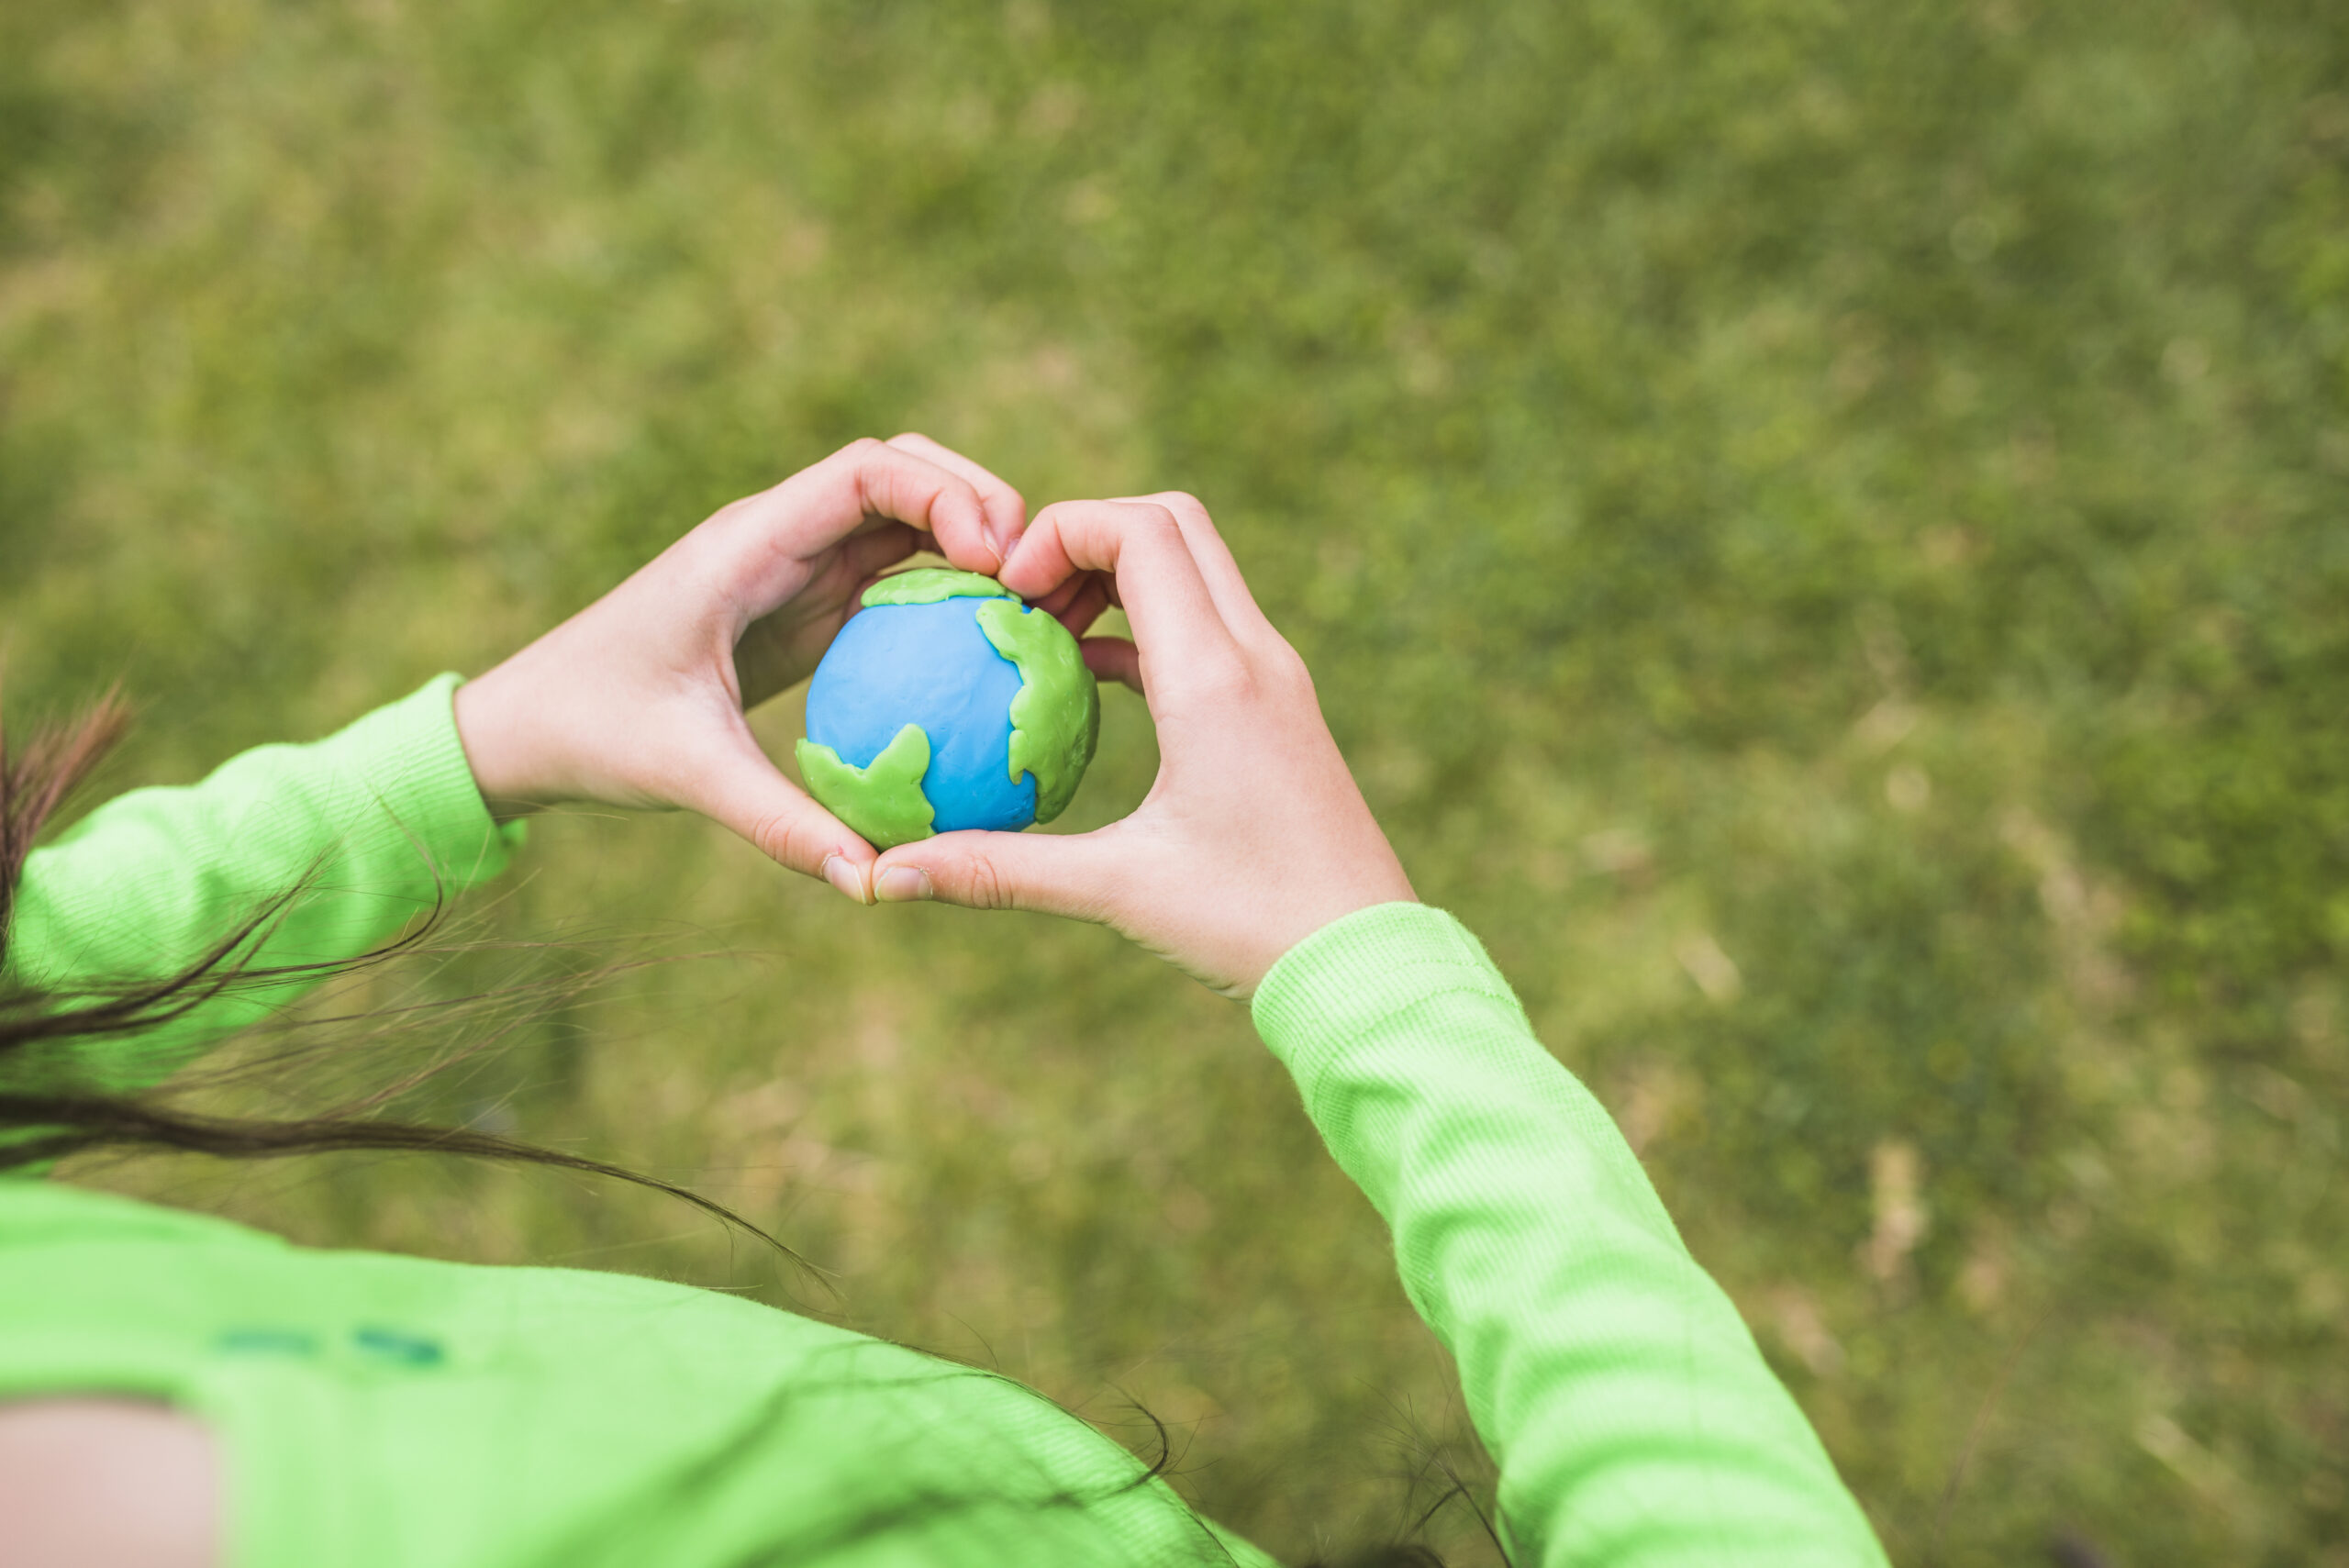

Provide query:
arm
left=3, top=675, right=522, bottom=1091
left=3, top=435, right=1029, bottom=1094
left=871, top=493, right=1888, bottom=1565
left=0, top=435, right=1039, bottom=1567
left=1254, top=905, right=1887, bottom=1566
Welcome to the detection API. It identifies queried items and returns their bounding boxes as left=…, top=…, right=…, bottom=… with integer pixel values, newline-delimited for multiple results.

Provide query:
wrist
left=451, top=664, right=553, bottom=823
left=1230, top=861, right=1419, bottom=1001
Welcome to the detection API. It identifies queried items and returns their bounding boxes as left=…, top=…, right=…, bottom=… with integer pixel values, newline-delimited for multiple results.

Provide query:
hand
left=866, top=493, right=1416, bottom=999
left=453, top=434, right=1026, bottom=904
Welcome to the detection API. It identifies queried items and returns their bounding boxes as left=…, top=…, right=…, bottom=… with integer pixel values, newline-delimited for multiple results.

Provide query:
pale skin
left=1, top=435, right=1414, bottom=1565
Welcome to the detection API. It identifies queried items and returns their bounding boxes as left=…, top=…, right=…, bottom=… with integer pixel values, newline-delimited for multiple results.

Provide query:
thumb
left=675, top=728, right=879, bottom=904
left=871, top=827, right=1110, bottom=919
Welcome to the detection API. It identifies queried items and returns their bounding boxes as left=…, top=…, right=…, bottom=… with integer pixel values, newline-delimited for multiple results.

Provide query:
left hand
left=452, top=434, right=1026, bottom=904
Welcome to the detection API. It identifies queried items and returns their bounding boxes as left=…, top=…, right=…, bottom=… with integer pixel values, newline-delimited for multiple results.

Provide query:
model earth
left=796, top=568, right=1101, bottom=850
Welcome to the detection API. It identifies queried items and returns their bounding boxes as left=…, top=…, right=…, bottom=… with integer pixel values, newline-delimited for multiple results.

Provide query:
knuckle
left=752, top=809, right=838, bottom=874
left=748, top=810, right=800, bottom=867
left=1281, top=660, right=1320, bottom=708
left=1193, top=656, right=1259, bottom=708
left=1249, top=652, right=1304, bottom=703
left=961, top=853, right=1012, bottom=912
left=835, top=437, right=890, bottom=480
left=1266, top=639, right=1314, bottom=687
left=1130, top=505, right=1183, bottom=545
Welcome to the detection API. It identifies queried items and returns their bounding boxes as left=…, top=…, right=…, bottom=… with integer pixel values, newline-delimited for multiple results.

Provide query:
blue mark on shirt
left=351, top=1326, right=446, bottom=1367
left=212, top=1325, right=447, bottom=1369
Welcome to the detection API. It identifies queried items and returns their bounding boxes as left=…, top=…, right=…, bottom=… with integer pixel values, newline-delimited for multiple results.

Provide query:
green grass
left=6, top=1, right=2347, bottom=1562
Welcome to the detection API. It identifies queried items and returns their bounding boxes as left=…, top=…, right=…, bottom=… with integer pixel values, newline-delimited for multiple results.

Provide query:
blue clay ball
left=803, top=597, right=1040, bottom=833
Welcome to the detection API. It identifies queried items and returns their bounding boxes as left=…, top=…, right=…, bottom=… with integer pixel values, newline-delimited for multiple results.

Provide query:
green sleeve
left=1252, top=903, right=1888, bottom=1568
left=1, top=674, right=525, bottom=1094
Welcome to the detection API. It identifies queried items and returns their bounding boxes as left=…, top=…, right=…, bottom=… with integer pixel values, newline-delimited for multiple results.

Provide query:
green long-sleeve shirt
left=0, top=677, right=1888, bottom=1567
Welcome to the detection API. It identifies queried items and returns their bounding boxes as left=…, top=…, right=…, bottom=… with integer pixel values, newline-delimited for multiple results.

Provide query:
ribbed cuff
left=1251, top=903, right=1525, bottom=1088
left=325, top=673, right=528, bottom=888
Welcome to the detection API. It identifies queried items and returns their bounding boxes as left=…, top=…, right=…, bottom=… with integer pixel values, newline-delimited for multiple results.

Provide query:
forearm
left=1253, top=904, right=1887, bottom=1567
left=2, top=676, right=525, bottom=1091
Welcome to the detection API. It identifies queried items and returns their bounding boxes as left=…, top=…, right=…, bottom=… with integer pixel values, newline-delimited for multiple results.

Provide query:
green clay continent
left=974, top=598, right=1101, bottom=825
left=861, top=567, right=1016, bottom=609
left=794, top=723, right=937, bottom=850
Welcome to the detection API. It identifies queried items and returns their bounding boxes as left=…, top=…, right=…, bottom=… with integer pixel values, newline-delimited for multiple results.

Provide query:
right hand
left=867, top=493, right=1416, bottom=1000
left=454, top=435, right=1024, bottom=906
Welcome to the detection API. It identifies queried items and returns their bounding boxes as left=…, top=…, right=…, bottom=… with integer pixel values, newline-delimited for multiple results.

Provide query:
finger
left=834, top=522, right=924, bottom=606
left=871, top=826, right=1112, bottom=921
left=1033, top=558, right=1120, bottom=614
left=1108, top=491, right=1272, bottom=635
left=840, top=521, right=923, bottom=587
left=885, top=433, right=1026, bottom=566
left=674, top=725, right=877, bottom=903
left=1051, top=575, right=1114, bottom=638
left=1081, top=636, right=1141, bottom=692
left=1030, top=573, right=1089, bottom=617
left=731, top=523, right=923, bottom=709
left=1030, top=569, right=1110, bottom=634
left=999, top=500, right=1245, bottom=694
left=823, top=438, right=1000, bottom=574
left=707, top=439, right=996, bottom=614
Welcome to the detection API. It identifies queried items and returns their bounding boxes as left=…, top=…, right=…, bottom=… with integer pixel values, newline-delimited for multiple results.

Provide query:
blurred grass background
left=5, top=0, right=2347, bottom=1562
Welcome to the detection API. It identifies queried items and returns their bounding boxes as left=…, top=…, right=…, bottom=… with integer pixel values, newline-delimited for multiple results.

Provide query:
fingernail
left=822, top=854, right=870, bottom=905
left=875, top=865, right=932, bottom=904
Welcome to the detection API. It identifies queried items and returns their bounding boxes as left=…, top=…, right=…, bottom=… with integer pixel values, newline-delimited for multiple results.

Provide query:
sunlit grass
left=7, top=2, right=2346, bottom=1562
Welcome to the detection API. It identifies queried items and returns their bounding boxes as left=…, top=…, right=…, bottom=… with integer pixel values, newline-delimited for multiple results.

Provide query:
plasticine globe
left=796, top=568, right=1100, bottom=851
